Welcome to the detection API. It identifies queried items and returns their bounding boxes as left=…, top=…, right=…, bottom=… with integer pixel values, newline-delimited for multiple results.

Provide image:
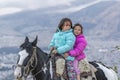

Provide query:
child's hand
left=64, top=53, right=69, bottom=58
left=52, top=49, right=57, bottom=54
left=50, top=47, right=55, bottom=51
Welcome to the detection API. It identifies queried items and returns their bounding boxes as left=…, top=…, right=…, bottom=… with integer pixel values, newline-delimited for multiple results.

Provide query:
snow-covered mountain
left=0, top=0, right=120, bottom=79
left=0, top=1, right=119, bottom=47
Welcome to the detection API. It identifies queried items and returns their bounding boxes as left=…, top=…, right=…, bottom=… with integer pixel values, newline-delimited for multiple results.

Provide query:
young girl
left=49, top=17, right=76, bottom=80
left=64, top=23, right=88, bottom=80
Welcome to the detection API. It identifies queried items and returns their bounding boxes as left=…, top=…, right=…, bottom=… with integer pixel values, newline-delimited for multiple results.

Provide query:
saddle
left=56, top=58, right=65, bottom=75
left=78, top=58, right=97, bottom=80
left=52, top=54, right=68, bottom=80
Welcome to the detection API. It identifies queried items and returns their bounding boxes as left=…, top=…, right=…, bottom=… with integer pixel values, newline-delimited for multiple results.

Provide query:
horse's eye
left=26, top=43, right=32, bottom=48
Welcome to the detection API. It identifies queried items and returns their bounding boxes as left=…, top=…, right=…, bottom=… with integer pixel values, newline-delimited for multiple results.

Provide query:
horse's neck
left=33, top=48, right=50, bottom=79
left=32, top=58, right=45, bottom=80
left=37, top=48, right=48, bottom=62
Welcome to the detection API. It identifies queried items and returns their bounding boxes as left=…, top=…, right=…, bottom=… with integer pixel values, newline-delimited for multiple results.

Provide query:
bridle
left=15, top=46, right=53, bottom=79
left=16, top=47, right=38, bottom=79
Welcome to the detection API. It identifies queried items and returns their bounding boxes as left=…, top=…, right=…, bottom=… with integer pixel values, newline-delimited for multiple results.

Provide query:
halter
left=33, top=49, right=55, bottom=76
left=16, top=47, right=38, bottom=78
left=16, top=46, right=51, bottom=79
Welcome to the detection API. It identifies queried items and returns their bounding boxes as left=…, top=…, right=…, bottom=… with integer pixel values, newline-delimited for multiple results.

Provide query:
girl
left=49, top=17, right=76, bottom=80
left=64, top=23, right=89, bottom=80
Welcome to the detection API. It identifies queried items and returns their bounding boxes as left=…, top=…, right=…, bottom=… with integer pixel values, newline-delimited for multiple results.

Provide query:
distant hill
left=0, top=1, right=119, bottom=49
left=0, top=1, right=120, bottom=79
left=0, top=47, right=18, bottom=53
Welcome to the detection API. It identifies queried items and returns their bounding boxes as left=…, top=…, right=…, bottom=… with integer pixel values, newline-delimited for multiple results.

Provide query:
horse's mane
left=36, top=46, right=49, bottom=63
left=90, top=61, right=111, bottom=69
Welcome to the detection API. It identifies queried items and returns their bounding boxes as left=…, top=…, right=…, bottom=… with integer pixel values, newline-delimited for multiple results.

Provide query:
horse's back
left=97, top=63, right=118, bottom=80
left=90, top=61, right=118, bottom=80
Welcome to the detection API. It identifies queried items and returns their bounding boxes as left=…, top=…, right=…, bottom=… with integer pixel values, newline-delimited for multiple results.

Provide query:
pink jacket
left=68, top=34, right=87, bottom=61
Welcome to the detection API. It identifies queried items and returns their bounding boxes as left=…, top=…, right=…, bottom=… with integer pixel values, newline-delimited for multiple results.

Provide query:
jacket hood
left=76, top=34, right=84, bottom=38
left=57, top=28, right=73, bottom=33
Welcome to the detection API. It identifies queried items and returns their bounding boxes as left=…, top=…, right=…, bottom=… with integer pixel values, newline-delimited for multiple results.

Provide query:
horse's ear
left=32, top=36, right=38, bottom=46
left=25, top=36, right=29, bottom=43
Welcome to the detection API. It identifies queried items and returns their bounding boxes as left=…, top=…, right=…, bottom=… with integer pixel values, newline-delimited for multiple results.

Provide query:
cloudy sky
left=0, top=0, right=118, bottom=16
left=0, top=0, right=76, bottom=16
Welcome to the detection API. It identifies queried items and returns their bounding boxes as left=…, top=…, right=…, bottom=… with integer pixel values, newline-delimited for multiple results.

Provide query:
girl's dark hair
left=56, top=17, right=72, bottom=32
left=73, top=23, right=83, bottom=34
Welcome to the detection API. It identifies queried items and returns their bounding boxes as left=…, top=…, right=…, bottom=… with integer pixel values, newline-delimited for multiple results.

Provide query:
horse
left=14, top=36, right=118, bottom=80
left=14, top=36, right=52, bottom=80
left=88, top=61, right=118, bottom=80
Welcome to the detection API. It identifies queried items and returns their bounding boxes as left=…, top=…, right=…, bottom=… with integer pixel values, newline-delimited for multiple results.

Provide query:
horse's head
left=14, top=36, right=38, bottom=80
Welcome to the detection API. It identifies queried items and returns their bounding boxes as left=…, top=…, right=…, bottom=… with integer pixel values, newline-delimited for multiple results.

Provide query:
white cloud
left=0, top=0, right=75, bottom=16
left=53, top=0, right=102, bottom=13
left=0, top=0, right=119, bottom=16
left=0, top=7, right=22, bottom=16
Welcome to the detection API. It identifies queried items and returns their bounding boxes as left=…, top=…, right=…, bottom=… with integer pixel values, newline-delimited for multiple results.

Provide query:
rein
left=25, top=47, right=38, bottom=76
left=16, top=47, right=53, bottom=79
left=33, top=50, right=54, bottom=76
left=32, top=49, right=55, bottom=77
left=16, top=47, right=37, bottom=77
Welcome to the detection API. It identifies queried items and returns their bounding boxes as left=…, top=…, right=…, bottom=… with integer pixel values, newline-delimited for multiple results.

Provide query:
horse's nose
left=16, top=76, right=22, bottom=80
left=16, top=73, right=22, bottom=80
left=14, top=67, right=22, bottom=78
left=14, top=72, right=23, bottom=80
